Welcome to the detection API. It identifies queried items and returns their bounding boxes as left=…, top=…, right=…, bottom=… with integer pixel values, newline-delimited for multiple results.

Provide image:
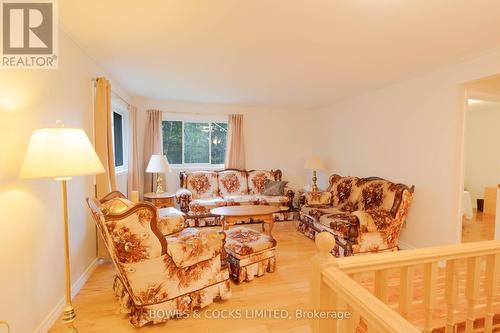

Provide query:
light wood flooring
left=462, top=209, right=495, bottom=243
left=49, top=220, right=497, bottom=333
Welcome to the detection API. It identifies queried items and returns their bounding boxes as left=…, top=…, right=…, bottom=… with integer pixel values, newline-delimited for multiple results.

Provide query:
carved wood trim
left=99, top=190, right=127, bottom=203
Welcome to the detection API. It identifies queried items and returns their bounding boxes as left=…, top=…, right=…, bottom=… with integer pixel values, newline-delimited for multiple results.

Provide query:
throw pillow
left=262, top=179, right=288, bottom=196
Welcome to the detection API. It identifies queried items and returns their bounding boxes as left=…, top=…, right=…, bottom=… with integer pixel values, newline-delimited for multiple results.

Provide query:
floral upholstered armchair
left=175, top=169, right=296, bottom=227
left=86, top=192, right=231, bottom=327
left=298, top=175, right=414, bottom=257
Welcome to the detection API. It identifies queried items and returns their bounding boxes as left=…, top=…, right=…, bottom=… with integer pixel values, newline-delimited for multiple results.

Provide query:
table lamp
left=146, top=154, right=170, bottom=194
left=19, top=123, right=104, bottom=333
left=304, top=156, right=325, bottom=192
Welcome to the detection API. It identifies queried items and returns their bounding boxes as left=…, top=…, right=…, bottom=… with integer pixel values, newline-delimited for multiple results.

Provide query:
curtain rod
left=160, top=110, right=242, bottom=117
left=91, top=78, right=131, bottom=107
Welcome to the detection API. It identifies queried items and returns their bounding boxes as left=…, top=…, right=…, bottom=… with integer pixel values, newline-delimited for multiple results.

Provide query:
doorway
left=461, top=76, right=500, bottom=242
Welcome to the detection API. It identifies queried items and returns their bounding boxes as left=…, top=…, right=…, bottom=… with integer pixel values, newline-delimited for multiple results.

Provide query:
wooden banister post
left=423, top=262, right=438, bottom=333
left=465, top=257, right=480, bottom=333
left=399, top=266, right=414, bottom=319
left=310, top=232, right=336, bottom=333
left=445, top=259, right=458, bottom=333
left=484, top=254, right=498, bottom=333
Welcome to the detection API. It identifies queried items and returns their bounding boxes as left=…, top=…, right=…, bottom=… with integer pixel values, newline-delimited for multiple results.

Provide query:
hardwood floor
left=462, top=209, right=495, bottom=243
left=49, top=220, right=497, bottom=333
left=49, top=221, right=316, bottom=333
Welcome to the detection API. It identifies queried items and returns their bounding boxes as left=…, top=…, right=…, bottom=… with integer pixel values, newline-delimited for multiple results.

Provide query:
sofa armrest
left=175, top=188, right=192, bottom=213
left=284, top=187, right=295, bottom=210
left=166, top=228, right=223, bottom=268
left=352, top=209, right=403, bottom=250
left=301, top=191, right=332, bottom=206
left=351, top=209, right=399, bottom=233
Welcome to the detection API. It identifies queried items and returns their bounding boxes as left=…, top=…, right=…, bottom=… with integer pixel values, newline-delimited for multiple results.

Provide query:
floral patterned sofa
left=176, top=169, right=295, bottom=227
left=298, top=174, right=414, bottom=257
left=86, top=192, right=231, bottom=327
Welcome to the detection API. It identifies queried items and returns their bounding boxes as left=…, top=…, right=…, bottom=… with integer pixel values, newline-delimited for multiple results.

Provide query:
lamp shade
left=19, top=127, right=105, bottom=179
left=304, top=156, right=325, bottom=170
left=146, top=154, right=170, bottom=173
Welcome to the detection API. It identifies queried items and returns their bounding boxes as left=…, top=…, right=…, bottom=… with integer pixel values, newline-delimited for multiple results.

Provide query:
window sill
left=169, top=165, right=225, bottom=171
left=115, top=168, right=128, bottom=175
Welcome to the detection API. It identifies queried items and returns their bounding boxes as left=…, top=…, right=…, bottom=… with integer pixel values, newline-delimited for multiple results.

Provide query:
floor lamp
left=19, top=124, right=104, bottom=332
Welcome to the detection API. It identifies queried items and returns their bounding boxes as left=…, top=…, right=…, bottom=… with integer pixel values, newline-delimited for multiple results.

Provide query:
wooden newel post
left=310, top=232, right=337, bottom=333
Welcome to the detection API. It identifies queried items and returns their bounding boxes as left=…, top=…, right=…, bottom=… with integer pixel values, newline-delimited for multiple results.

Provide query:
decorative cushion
left=101, top=197, right=134, bottom=215
left=356, top=180, right=397, bottom=212
left=262, top=180, right=288, bottom=196
left=188, top=198, right=226, bottom=216
left=225, top=227, right=276, bottom=257
left=247, top=170, right=275, bottom=195
left=157, top=207, right=185, bottom=236
left=186, top=171, right=219, bottom=199
left=104, top=207, right=162, bottom=263
left=166, top=228, right=222, bottom=268
left=218, top=170, right=249, bottom=196
left=304, top=191, right=332, bottom=205
left=330, top=176, right=362, bottom=212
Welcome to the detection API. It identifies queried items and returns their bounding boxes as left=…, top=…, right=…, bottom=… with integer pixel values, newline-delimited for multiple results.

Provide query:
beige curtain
left=143, top=109, right=164, bottom=193
left=225, top=114, right=245, bottom=169
left=94, top=77, right=117, bottom=259
left=94, top=77, right=117, bottom=197
left=127, top=105, right=139, bottom=196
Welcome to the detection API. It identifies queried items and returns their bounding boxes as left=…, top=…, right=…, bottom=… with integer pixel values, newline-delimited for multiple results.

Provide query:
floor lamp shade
left=19, top=128, right=105, bottom=179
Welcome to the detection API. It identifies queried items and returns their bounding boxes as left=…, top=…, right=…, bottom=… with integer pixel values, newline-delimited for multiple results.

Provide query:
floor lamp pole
left=59, top=179, right=78, bottom=333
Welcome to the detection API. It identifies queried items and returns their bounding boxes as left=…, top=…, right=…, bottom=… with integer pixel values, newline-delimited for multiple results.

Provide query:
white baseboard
left=398, top=240, right=417, bottom=250
left=33, top=258, right=98, bottom=333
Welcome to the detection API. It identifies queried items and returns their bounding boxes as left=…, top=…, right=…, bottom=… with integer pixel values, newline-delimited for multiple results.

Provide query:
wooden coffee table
left=210, top=206, right=281, bottom=236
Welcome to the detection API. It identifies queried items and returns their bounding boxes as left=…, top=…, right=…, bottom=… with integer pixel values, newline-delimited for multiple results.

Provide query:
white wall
left=314, top=47, right=500, bottom=249
left=0, top=31, right=130, bottom=332
left=464, top=101, right=500, bottom=207
left=133, top=97, right=313, bottom=195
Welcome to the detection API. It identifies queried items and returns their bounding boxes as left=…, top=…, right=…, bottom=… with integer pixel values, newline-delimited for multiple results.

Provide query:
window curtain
left=94, top=77, right=117, bottom=197
left=225, top=114, right=246, bottom=169
left=143, top=109, right=164, bottom=193
left=127, top=104, right=139, bottom=196
left=94, top=77, right=117, bottom=259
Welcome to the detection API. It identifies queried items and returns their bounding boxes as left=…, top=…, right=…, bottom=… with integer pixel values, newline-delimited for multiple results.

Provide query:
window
left=111, top=100, right=128, bottom=172
left=162, top=120, right=227, bottom=166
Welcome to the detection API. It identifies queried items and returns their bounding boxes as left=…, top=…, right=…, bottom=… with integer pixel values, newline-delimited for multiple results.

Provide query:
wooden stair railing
left=310, top=232, right=500, bottom=333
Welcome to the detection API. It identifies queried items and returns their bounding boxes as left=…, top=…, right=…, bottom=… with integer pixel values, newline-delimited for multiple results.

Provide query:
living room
left=1, top=1, right=499, bottom=333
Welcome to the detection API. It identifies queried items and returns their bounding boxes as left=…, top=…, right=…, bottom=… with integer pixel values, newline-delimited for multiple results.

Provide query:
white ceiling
left=60, top=0, right=500, bottom=108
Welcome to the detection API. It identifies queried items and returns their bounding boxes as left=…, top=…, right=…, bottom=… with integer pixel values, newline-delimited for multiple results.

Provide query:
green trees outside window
left=162, top=121, right=227, bottom=165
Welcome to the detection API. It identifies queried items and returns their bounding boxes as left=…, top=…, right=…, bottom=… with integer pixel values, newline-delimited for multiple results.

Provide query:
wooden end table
left=143, top=192, right=175, bottom=208
left=210, top=206, right=281, bottom=236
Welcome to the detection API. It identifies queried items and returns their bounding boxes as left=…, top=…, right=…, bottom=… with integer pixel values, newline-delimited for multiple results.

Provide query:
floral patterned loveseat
left=86, top=192, right=231, bottom=327
left=176, top=169, right=295, bottom=227
left=298, top=174, right=414, bottom=257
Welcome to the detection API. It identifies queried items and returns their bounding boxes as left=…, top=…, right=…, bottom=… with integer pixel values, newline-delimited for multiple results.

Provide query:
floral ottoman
left=224, top=226, right=277, bottom=283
